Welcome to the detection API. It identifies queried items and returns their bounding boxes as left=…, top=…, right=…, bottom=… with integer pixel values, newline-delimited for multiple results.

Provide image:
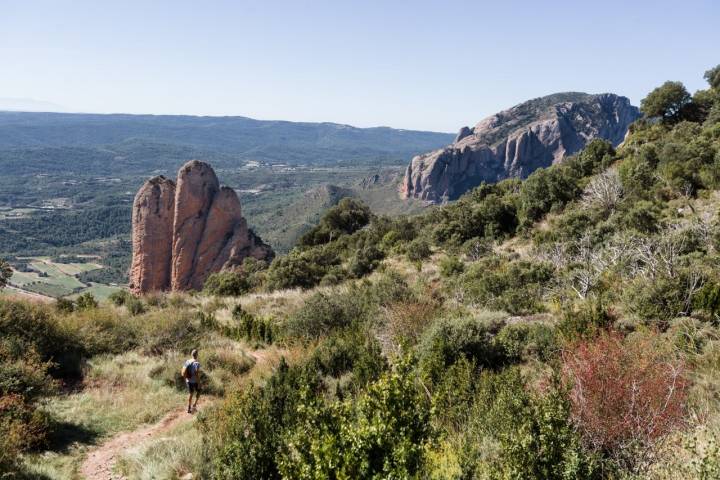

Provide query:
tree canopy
left=705, top=64, right=720, bottom=90
left=640, top=81, right=692, bottom=123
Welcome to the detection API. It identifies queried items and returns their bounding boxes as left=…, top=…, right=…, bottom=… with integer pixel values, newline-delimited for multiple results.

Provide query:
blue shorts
left=187, top=382, right=200, bottom=394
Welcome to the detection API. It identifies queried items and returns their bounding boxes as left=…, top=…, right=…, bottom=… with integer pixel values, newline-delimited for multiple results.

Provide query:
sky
left=1, top=0, right=719, bottom=132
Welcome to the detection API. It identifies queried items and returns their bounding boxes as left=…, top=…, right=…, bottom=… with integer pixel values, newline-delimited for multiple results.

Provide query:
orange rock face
left=170, top=161, right=220, bottom=291
left=130, top=161, right=273, bottom=293
left=129, top=176, right=176, bottom=294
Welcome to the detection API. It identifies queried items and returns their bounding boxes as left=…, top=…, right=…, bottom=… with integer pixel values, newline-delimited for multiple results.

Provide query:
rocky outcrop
left=129, top=176, right=176, bottom=294
left=130, top=161, right=273, bottom=294
left=401, top=93, right=640, bottom=203
left=171, top=161, right=220, bottom=291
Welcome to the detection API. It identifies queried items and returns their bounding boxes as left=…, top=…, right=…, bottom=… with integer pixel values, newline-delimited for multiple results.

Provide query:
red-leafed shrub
left=562, top=331, right=689, bottom=470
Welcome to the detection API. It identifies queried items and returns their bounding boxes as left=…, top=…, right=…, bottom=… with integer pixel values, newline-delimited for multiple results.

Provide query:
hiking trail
left=79, top=405, right=198, bottom=480
left=79, top=347, right=278, bottom=479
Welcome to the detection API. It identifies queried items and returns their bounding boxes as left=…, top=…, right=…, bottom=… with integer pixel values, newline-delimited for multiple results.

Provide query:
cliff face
left=129, top=176, right=176, bottom=293
left=129, top=161, right=273, bottom=294
left=401, top=93, right=640, bottom=203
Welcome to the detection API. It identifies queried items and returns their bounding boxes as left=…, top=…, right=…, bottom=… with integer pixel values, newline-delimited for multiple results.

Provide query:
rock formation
left=129, top=176, right=176, bottom=294
left=401, top=93, right=640, bottom=203
left=129, top=161, right=273, bottom=294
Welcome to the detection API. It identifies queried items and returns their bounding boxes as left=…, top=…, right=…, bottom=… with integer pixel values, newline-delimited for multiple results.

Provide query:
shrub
left=108, top=289, right=132, bottom=306
left=265, top=248, right=339, bottom=291
left=279, top=356, right=433, bottom=479
left=309, top=328, right=387, bottom=387
left=203, top=271, right=250, bottom=297
left=567, top=139, right=616, bottom=177
left=406, top=238, right=431, bottom=263
left=693, top=281, right=720, bottom=320
left=496, top=321, right=557, bottom=362
left=76, top=292, right=98, bottom=310
left=347, top=244, right=384, bottom=278
left=562, top=332, right=689, bottom=471
left=558, top=299, right=612, bottom=341
left=418, top=313, right=507, bottom=383
left=207, top=359, right=322, bottom=479
left=458, top=259, right=554, bottom=315
left=439, top=255, right=464, bottom=277
left=55, top=297, right=75, bottom=313
left=432, top=366, right=599, bottom=479
left=299, top=198, right=373, bottom=246
left=624, top=272, right=694, bottom=327
left=126, top=297, right=146, bottom=316
left=0, top=342, right=56, bottom=475
left=226, top=305, right=275, bottom=344
left=485, top=369, right=599, bottom=479
left=0, top=300, right=84, bottom=379
left=283, top=291, right=364, bottom=340
left=138, top=309, right=199, bottom=355
left=519, top=166, right=581, bottom=226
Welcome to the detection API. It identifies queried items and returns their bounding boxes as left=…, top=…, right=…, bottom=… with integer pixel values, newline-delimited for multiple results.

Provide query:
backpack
left=181, top=360, right=195, bottom=380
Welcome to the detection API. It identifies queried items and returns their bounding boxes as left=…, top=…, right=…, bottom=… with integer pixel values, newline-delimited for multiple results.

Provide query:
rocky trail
left=79, top=405, right=200, bottom=480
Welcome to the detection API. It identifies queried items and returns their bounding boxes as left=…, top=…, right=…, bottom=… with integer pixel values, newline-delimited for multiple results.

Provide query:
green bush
left=558, top=299, right=612, bottom=341
left=76, top=292, right=98, bottom=310
left=624, top=273, right=693, bottom=327
left=483, top=370, right=599, bottom=479
left=283, top=291, right=364, bottom=340
left=54, top=297, right=75, bottom=313
left=299, top=198, right=373, bottom=246
left=407, top=237, right=432, bottom=262
left=348, top=244, right=384, bottom=278
left=458, top=258, right=554, bottom=315
left=108, top=289, right=132, bottom=306
left=439, top=255, right=465, bottom=277
left=418, top=313, right=508, bottom=383
left=309, top=328, right=387, bottom=387
left=430, top=182, right=519, bottom=246
left=225, top=305, right=275, bottom=344
left=519, top=166, right=581, bottom=227
left=203, top=271, right=250, bottom=297
left=496, top=321, right=557, bottom=362
left=265, top=247, right=339, bottom=291
left=0, top=300, right=84, bottom=379
left=126, top=297, right=146, bottom=316
left=207, top=359, right=322, bottom=479
left=279, top=356, right=433, bottom=479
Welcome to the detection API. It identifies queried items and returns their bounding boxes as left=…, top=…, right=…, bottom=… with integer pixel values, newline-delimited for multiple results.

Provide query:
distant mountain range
left=0, top=111, right=454, bottom=175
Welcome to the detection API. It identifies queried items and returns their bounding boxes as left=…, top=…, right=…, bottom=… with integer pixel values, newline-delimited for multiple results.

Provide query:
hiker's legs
left=192, top=387, right=200, bottom=408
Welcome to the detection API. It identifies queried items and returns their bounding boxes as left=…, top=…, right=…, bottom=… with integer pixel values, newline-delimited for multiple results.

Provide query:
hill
left=401, top=92, right=640, bottom=202
left=0, top=111, right=454, bottom=172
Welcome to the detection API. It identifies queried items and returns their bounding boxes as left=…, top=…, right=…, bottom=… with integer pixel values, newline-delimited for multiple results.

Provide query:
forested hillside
left=2, top=65, right=720, bottom=479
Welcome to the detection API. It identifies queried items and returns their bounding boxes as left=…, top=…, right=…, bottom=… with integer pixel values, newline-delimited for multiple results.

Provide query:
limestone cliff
left=401, top=93, right=640, bottom=203
left=130, top=161, right=273, bottom=294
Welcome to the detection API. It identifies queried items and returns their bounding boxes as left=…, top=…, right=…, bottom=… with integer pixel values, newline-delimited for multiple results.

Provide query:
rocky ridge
left=401, top=92, right=640, bottom=203
left=130, top=160, right=273, bottom=294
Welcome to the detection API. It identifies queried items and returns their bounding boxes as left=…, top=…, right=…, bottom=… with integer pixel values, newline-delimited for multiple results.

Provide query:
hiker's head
left=191, top=349, right=198, bottom=359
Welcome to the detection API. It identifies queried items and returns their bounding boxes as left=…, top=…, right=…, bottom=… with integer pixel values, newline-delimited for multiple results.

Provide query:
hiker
left=183, top=349, right=201, bottom=413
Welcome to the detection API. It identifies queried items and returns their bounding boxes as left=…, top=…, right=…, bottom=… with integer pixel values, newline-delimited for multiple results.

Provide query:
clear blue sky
left=2, top=0, right=718, bottom=132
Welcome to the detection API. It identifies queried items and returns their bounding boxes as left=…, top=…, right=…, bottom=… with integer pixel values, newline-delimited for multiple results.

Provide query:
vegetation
left=4, top=65, right=720, bottom=478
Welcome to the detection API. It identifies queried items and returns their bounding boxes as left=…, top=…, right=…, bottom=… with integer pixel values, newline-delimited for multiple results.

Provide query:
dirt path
left=79, top=347, right=280, bottom=479
left=79, top=406, right=198, bottom=480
